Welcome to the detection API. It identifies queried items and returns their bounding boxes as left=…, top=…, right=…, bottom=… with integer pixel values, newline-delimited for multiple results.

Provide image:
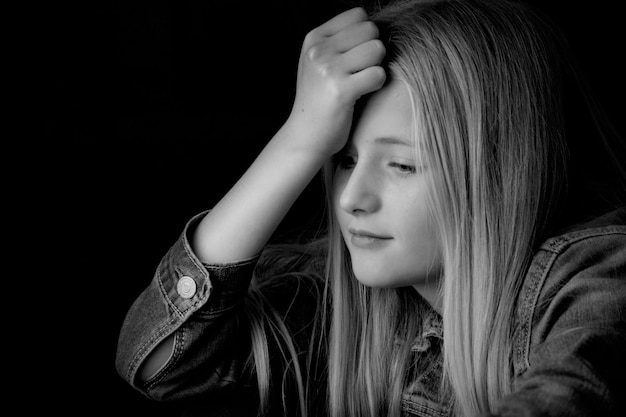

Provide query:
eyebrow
left=374, top=136, right=413, bottom=147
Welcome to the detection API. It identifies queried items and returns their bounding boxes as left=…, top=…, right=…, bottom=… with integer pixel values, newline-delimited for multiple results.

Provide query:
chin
left=353, top=274, right=386, bottom=288
left=351, top=262, right=435, bottom=288
left=351, top=267, right=407, bottom=288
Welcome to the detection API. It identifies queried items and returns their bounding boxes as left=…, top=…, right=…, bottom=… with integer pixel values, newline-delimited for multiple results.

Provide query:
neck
left=413, top=278, right=442, bottom=314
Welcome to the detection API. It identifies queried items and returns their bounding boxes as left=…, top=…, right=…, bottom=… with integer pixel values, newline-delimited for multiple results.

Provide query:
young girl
left=116, top=0, right=626, bottom=416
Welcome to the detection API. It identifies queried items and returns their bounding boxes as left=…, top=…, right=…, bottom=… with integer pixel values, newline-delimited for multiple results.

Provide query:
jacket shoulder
left=512, top=207, right=626, bottom=377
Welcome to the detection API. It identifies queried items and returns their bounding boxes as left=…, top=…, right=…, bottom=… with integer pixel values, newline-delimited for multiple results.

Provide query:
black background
left=37, top=0, right=623, bottom=415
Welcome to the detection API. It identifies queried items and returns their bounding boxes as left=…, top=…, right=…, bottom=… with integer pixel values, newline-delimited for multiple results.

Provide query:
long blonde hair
left=245, top=1, right=625, bottom=416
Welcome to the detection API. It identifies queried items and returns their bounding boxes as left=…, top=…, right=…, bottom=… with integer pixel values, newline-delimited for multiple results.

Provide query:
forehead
left=351, top=80, right=414, bottom=146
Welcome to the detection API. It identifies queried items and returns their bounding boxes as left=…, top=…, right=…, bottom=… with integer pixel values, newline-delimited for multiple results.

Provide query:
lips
left=348, top=228, right=392, bottom=239
left=347, top=228, right=393, bottom=249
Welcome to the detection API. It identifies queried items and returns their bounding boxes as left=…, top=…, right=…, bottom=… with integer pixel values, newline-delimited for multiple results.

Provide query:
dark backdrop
left=39, top=0, right=623, bottom=415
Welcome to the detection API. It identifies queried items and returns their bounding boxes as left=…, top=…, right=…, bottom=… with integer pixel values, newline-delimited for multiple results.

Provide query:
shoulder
left=521, top=207, right=626, bottom=311
left=540, top=207, right=626, bottom=256
left=512, top=207, right=626, bottom=377
left=532, top=207, right=626, bottom=295
left=533, top=207, right=626, bottom=298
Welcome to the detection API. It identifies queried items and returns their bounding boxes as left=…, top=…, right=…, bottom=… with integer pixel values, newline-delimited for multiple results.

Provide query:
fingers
left=314, top=7, right=368, bottom=37
left=303, top=9, right=385, bottom=75
left=298, top=6, right=387, bottom=104
left=331, top=20, right=379, bottom=53
left=347, top=66, right=387, bottom=98
left=338, top=38, right=385, bottom=74
left=287, top=7, right=387, bottom=157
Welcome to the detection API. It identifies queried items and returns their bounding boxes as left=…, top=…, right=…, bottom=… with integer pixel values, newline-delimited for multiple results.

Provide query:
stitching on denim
left=145, top=331, right=176, bottom=390
left=414, top=354, right=442, bottom=386
left=180, top=219, right=259, bottom=272
left=129, top=317, right=178, bottom=382
left=179, top=299, right=205, bottom=317
left=202, top=257, right=260, bottom=271
left=520, top=250, right=558, bottom=375
left=517, top=226, right=626, bottom=376
left=180, top=227, right=213, bottom=316
left=540, top=226, right=626, bottom=253
left=156, top=268, right=184, bottom=319
left=128, top=268, right=188, bottom=383
left=194, top=301, right=242, bottom=318
left=402, top=355, right=450, bottom=416
left=182, top=229, right=209, bottom=281
left=401, top=394, right=449, bottom=417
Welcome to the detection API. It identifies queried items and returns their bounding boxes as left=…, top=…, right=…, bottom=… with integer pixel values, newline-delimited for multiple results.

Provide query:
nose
left=337, top=164, right=381, bottom=214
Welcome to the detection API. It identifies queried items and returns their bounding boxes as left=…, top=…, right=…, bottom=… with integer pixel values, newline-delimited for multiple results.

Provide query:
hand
left=287, top=7, right=386, bottom=158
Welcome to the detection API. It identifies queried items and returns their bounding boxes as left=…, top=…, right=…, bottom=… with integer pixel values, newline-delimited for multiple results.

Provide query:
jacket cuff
left=157, top=210, right=260, bottom=318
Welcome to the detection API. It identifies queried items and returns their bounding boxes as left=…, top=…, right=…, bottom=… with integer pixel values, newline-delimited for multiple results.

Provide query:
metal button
left=177, top=276, right=197, bottom=299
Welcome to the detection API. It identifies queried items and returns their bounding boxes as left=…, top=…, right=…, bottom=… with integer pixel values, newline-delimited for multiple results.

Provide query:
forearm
left=193, top=117, right=330, bottom=264
left=192, top=6, right=385, bottom=265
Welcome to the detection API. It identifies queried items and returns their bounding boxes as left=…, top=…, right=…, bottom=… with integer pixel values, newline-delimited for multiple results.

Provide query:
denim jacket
left=116, top=208, right=626, bottom=416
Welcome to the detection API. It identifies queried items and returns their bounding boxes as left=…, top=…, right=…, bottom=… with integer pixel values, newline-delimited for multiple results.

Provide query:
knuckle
left=318, top=61, right=335, bottom=78
left=306, top=44, right=323, bottom=62
left=305, top=45, right=340, bottom=78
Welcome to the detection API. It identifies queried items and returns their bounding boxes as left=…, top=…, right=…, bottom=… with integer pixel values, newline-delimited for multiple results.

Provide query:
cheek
left=406, top=216, right=440, bottom=267
left=397, top=197, right=440, bottom=255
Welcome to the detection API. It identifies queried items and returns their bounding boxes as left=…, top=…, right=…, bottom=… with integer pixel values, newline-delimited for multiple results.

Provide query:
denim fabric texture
left=116, top=208, right=626, bottom=416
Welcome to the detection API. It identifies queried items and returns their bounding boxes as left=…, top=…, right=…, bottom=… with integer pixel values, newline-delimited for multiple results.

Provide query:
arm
left=492, top=228, right=626, bottom=416
left=117, top=6, right=385, bottom=397
left=193, top=6, right=386, bottom=264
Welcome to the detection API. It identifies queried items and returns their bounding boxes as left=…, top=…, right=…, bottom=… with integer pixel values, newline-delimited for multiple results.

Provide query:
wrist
left=281, top=111, right=347, bottom=160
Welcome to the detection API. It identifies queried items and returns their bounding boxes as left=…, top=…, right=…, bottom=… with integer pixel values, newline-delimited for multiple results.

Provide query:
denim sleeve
left=498, top=228, right=626, bottom=416
left=115, top=211, right=260, bottom=403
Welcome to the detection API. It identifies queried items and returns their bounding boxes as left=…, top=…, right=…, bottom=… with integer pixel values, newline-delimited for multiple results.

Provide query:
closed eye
left=389, top=162, right=417, bottom=175
left=336, top=154, right=357, bottom=170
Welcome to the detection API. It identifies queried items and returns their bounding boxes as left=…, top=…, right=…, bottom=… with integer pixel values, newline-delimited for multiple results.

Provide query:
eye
left=336, top=154, right=356, bottom=170
left=389, top=162, right=417, bottom=175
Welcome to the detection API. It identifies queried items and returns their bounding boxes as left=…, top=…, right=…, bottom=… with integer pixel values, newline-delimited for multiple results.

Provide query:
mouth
left=347, top=228, right=393, bottom=249
left=348, top=228, right=392, bottom=239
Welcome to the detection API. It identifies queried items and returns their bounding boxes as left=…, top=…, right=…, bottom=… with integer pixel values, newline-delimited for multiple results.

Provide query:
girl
left=116, top=0, right=626, bottom=416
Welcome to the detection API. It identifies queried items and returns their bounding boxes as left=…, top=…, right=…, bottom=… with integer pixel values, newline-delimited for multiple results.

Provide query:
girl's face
left=332, top=80, right=441, bottom=292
